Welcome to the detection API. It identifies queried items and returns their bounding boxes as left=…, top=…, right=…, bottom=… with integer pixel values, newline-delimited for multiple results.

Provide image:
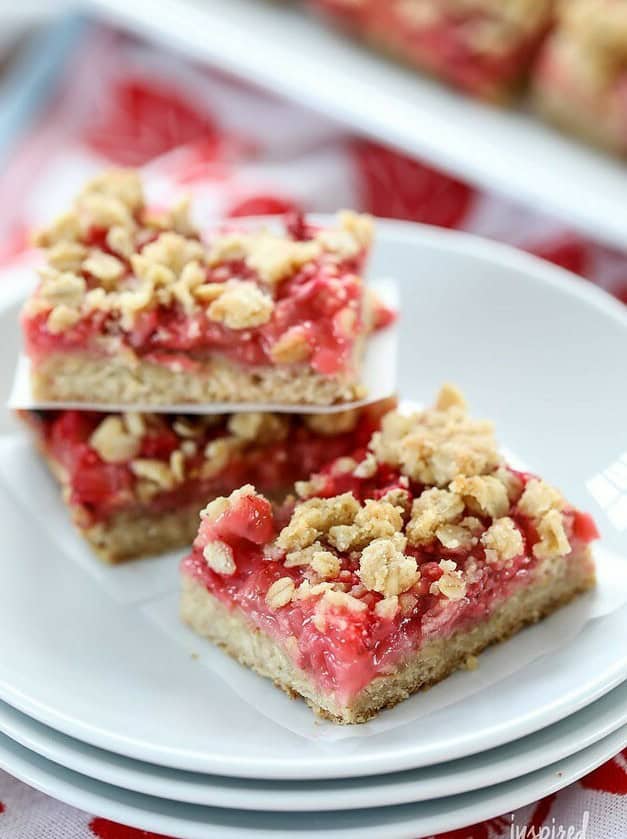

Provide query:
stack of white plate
left=0, top=222, right=625, bottom=838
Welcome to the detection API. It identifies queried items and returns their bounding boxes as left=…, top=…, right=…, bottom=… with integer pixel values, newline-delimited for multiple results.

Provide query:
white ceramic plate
left=0, top=726, right=625, bottom=838
left=1, top=681, right=626, bottom=812
left=0, top=222, right=625, bottom=780
left=89, top=0, right=627, bottom=250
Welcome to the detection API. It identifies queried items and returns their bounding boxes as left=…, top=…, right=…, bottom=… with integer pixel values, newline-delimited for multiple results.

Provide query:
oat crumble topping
left=481, top=517, right=523, bottom=563
left=430, top=559, right=467, bottom=601
left=89, top=416, right=141, bottom=464
left=533, top=509, right=571, bottom=560
left=266, top=577, right=296, bottom=609
left=369, top=394, right=501, bottom=487
left=517, top=478, right=564, bottom=519
left=359, top=537, right=420, bottom=597
left=304, top=409, right=360, bottom=436
left=203, top=541, right=236, bottom=576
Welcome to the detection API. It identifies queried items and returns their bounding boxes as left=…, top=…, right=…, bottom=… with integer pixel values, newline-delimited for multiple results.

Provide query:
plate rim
left=0, top=725, right=624, bottom=838
left=0, top=680, right=626, bottom=811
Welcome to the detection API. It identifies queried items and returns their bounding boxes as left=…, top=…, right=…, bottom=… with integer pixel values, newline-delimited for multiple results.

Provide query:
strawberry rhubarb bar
left=533, top=0, right=627, bottom=154
left=306, top=0, right=554, bottom=101
left=181, top=385, right=597, bottom=723
left=22, top=170, right=387, bottom=406
left=22, top=400, right=391, bottom=563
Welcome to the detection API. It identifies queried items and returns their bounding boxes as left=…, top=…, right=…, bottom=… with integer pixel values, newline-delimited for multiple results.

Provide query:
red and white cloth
left=0, top=22, right=625, bottom=839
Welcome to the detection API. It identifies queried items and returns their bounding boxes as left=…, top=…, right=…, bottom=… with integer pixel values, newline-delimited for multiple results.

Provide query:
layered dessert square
left=181, top=385, right=598, bottom=723
left=305, top=0, right=554, bottom=101
left=23, top=170, right=389, bottom=406
left=533, top=0, right=627, bottom=154
left=22, top=400, right=392, bottom=563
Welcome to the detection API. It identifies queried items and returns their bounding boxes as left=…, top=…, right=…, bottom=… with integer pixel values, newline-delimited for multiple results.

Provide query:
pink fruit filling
left=182, top=457, right=598, bottom=705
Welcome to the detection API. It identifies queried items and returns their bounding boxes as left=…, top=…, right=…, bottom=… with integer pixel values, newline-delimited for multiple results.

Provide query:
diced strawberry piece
left=220, top=493, right=277, bottom=545
left=572, top=511, right=600, bottom=543
left=227, top=195, right=299, bottom=218
left=140, top=428, right=180, bottom=460
left=72, top=451, right=133, bottom=506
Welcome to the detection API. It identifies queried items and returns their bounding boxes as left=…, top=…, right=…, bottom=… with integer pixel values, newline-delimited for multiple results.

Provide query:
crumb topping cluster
left=26, top=169, right=373, bottom=362
left=195, top=386, right=579, bottom=632
left=322, top=0, right=551, bottom=55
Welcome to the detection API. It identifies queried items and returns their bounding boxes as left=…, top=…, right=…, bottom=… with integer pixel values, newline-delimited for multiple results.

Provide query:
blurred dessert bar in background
left=533, top=0, right=627, bottom=155
left=22, top=170, right=391, bottom=408
left=305, top=0, right=555, bottom=100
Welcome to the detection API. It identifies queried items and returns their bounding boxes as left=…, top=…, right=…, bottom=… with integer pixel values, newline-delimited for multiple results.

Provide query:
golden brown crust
left=30, top=346, right=367, bottom=406
left=180, top=547, right=595, bottom=723
left=84, top=505, right=203, bottom=564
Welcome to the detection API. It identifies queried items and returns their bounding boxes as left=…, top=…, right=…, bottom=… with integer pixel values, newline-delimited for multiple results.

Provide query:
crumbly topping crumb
left=207, top=280, right=274, bottom=330
left=269, top=327, right=312, bottom=364
left=436, top=522, right=478, bottom=550
left=481, top=517, right=524, bottom=563
left=294, top=473, right=327, bottom=500
left=450, top=475, right=510, bottom=518
left=276, top=493, right=360, bottom=551
left=518, top=478, right=564, bottom=519
left=227, top=412, right=289, bottom=444
left=369, top=387, right=501, bottom=486
left=304, top=409, right=360, bottom=437
left=328, top=499, right=404, bottom=552
left=203, top=540, right=236, bottom=576
left=430, top=559, right=467, bottom=601
left=358, top=537, right=419, bottom=597
left=199, top=484, right=257, bottom=523
left=46, top=304, right=81, bottom=334
left=266, top=577, right=296, bottom=609
left=311, top=550, right=342, bottom=580
left=374, top=595, right=399, bottom=620
left=353, top=452, right=378, bottom=478
left=200, top=438, right=242, bottom=481
left=89, top=416, right=142, bottom=464
left=533, top=509, right=571, bottom=560
left=130, top=458, right=176, bottom=490
left=284, top=542, right=326, bottom=568
left=313, top=589, right=367, bottom=631
left=406, top=487, right=465, bottom=545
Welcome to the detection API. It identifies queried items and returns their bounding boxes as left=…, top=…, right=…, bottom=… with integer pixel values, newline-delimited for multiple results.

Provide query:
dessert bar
left=306, top=0, right=554, bottom=101
left=23, top=400, right=392, bottom=563
left=23, top=170, right=390, bottom=406
left=533, top=0, right=627, bottom=155
left=181, top=385, right=597, bottom=723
